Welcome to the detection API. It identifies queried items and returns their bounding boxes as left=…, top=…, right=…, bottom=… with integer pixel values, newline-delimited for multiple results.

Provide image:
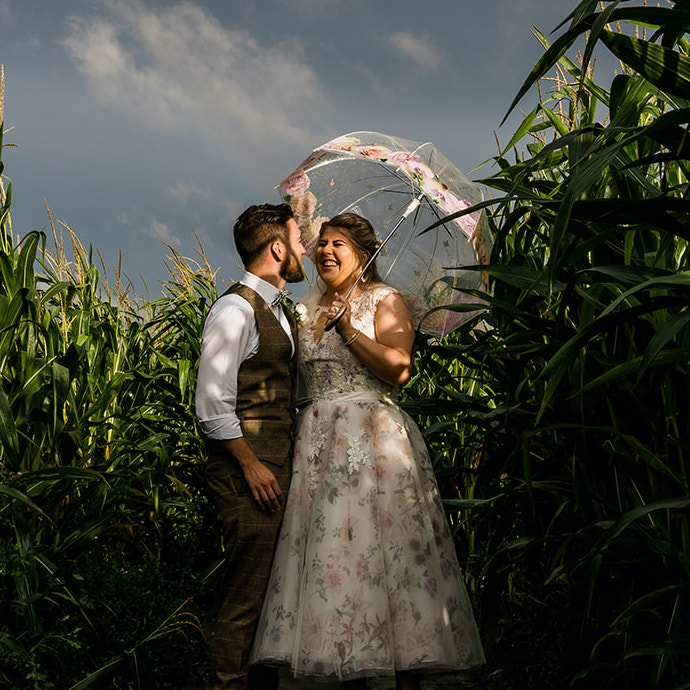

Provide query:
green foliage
left=0, top=121, right=221, bottom=688
left=403, top=2, right=690, bottom=688
left=3, top=3, right=690, bottom=688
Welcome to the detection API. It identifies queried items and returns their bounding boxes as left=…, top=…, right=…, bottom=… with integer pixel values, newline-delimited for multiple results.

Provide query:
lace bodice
left=297, top=284, right=399, bottom=405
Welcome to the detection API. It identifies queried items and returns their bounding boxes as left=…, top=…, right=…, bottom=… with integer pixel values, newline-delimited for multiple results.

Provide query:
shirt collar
left=239, top=271, right=283, bottom=307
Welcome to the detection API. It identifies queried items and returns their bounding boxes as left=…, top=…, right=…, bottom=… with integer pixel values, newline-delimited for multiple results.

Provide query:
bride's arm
left=331, top=291, right=414, bottom=386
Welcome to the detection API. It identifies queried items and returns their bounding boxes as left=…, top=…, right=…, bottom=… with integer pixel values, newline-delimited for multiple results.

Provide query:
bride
left=250, top=213, right=484, bottom=689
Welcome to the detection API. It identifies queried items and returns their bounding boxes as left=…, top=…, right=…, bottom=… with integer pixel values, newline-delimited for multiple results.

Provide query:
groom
left=195, top=203, right=305, bottom=689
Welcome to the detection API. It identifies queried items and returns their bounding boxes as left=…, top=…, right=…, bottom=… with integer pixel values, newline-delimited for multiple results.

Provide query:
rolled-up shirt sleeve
left=195, top=295, right=258, bottom=441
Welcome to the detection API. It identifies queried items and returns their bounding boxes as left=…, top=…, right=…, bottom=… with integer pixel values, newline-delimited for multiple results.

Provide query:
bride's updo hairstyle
left=320, top=213, right=383, bottom=285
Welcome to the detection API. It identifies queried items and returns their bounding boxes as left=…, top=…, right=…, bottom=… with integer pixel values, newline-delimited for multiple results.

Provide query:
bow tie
left=270, top=288, right=290, bottom=307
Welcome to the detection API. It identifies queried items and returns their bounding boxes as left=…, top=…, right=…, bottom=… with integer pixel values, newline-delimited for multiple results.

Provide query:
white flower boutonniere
left=294, top=303, right=309, bottom=326
left=281, top=293, right=309, bottom=326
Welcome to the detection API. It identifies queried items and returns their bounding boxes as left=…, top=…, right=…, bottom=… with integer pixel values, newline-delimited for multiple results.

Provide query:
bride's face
left=315, top=227, right=366, bottom=291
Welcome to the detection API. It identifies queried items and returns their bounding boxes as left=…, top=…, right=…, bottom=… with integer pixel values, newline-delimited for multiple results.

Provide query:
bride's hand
left=328, top=292, right=352, bottom=335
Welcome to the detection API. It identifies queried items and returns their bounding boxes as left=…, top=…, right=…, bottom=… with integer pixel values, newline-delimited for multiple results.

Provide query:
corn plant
left=405, top=1, right=690, bottom=688
left=0, top=89, right=220, bottom=686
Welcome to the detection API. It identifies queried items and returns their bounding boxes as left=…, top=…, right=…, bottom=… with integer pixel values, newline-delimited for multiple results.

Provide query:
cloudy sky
left=1, top=0, right=586, bottom=297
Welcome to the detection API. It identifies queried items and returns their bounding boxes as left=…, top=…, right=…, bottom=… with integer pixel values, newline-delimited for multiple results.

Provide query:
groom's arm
left=196, top=295, right=281, bottom=511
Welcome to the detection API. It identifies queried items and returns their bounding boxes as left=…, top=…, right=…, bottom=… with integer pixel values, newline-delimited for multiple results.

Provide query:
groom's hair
left=234, top=203, right=294, bottom=268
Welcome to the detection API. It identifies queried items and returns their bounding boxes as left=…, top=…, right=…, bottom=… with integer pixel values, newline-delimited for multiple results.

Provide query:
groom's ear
left=269, top=239, right=285, bottom=261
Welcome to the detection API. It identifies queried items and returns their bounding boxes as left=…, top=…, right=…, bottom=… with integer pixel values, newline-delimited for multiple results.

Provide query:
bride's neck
left=322, top=282, right=363, bottom=304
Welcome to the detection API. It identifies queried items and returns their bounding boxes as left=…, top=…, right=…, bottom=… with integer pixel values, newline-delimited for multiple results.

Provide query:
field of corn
left=1, top=2, right=689, bottom=688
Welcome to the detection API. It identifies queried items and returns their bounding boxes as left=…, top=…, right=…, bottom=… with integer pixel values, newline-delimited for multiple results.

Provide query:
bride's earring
left=359, top=255, right=368, bottom=284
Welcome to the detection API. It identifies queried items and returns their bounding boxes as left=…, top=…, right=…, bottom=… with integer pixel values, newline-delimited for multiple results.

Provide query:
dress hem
left=253, top=657, right=485, bottom=682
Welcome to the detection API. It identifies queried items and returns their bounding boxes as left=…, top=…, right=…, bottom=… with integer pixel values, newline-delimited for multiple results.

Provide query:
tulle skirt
left=250, top=397, right=485, bottom=680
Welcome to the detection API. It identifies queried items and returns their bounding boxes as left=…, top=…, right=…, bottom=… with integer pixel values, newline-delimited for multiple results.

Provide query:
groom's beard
left=280, top=250, right=305, bottom=283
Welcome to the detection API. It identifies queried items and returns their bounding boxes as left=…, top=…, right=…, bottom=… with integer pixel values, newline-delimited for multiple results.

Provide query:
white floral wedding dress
left=250, top=284, right=485, bottom=681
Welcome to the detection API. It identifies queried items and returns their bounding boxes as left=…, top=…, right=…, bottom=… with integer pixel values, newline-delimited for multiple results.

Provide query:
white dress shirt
left=195, top=272, right=295, bottom=441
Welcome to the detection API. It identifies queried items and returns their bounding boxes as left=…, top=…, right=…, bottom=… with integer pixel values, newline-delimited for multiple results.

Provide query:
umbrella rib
left=381, top=197, right=445, bottom=283
left=336, top=184, right=414, bottom=213
left=318, top=162, right=419, bottom=216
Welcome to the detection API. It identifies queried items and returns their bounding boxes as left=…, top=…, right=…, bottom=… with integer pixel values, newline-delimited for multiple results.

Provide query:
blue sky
left=1, top=0, right=588, bottom=297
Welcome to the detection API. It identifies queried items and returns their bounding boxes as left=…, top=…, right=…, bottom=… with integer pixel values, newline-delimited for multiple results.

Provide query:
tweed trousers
left=206, top=450, right=292, bottom=689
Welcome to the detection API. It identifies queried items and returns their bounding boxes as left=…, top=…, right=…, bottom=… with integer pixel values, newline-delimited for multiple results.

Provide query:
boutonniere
left=293, top=303, right=308, bottom=326
left=281, top=293, right=309, bottom=326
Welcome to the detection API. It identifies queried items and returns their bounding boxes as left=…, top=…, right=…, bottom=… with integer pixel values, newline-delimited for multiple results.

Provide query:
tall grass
left=1, top=71, right=221, bottom=683
left=403, top=2, right=690, bottom=687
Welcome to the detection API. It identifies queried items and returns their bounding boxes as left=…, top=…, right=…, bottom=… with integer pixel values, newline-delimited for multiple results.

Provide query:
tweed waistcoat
left=219, top=282, right=297, bottom=467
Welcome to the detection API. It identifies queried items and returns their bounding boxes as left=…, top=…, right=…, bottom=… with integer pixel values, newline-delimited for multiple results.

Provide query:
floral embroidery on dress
left=346, top=432, right=371, bottom=475
left=305, top=411, right=328, bottom=499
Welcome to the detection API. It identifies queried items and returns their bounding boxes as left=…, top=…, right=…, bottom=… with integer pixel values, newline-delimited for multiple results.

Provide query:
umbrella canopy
left=279, top=131, right=492, bottom=336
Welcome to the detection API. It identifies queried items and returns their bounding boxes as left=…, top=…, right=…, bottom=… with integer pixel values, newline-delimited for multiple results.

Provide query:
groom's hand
left=242, top=459, right=284, bottom=512
left=222, top=437, right=284, bottom=512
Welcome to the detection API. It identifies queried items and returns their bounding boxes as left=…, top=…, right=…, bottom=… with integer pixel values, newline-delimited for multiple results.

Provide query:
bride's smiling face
left=316, top=227, right=367, bottom=292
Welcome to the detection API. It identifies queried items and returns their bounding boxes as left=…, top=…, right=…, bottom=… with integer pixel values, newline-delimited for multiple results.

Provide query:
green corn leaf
left=23, top=466, right=108, bottom=486
left=538, top=294, right=690, bottom=420
left=541, top=105, right=572, bottom=138
left=501, top=104, right=542, bottom=153
left=0, top=386, right=18, bottom=464
left=599, top=496, right=690, bottom=546
left=577, top=350, right=690, bottom=395
left=17, top=231, right=39, bottom=290
left=503, top=24, right=587, bottom=124
left=599, top=272, right=690, bottom=318
left=566, top=197, right=690, bottom=240
left=578, top=1, right=622, bottom=95
left=40, top=280, right=71, bottom=305
left=442, top=498, right=499, bottom=510
left=0, top=250, right=16, bottom=296
left=623, top=637, right=690, bottom=660
left=0, top=179, right=11, bottom=228
left=638, top=310, right=690, bottom=378
left=66, top=657, right=127, bottom=690
left=0, top=485, right=52, bottom=521
left=600, top=29, right=690, bottom=100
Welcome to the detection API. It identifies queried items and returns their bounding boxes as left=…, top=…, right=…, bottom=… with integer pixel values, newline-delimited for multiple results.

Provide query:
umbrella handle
left=324, top=304, right=347, bottom=331
left=324, top=268, right=361, bottom=332
left=324, top=278, right=360, bottom=331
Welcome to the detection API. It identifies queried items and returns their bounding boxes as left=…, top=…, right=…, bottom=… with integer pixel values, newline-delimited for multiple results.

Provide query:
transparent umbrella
left=279, top=131, right=492, bottom=336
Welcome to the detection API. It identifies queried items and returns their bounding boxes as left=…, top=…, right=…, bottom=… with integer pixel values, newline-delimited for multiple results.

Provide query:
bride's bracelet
left=343, top=329, right=361, bottom=347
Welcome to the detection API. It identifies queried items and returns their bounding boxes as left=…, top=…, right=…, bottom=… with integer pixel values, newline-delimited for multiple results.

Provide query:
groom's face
left=280, top=218, right=306, bottom=283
